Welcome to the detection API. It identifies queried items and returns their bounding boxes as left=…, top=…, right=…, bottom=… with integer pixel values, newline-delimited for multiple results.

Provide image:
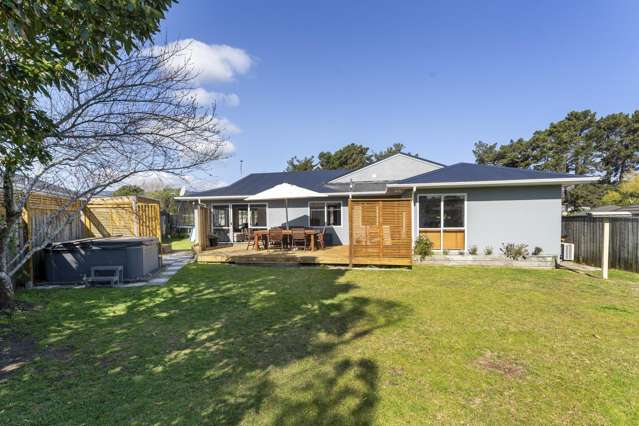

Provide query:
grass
left=169, top=236, right=192, bottom=251
left=1, top=265, right=639, bottom=424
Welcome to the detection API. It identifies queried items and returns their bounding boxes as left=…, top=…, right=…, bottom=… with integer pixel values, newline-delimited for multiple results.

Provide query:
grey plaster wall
left=413, top=186, right=562, bottom=255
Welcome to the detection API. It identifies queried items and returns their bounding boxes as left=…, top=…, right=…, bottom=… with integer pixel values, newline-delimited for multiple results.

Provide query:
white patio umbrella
left=245, top=183, right=326, bottom=229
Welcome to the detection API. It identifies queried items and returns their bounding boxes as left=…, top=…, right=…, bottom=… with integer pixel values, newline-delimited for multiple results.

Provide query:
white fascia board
left=174, top=195, right=250, bottom=201
left=387, top=176, right=600, bottom=189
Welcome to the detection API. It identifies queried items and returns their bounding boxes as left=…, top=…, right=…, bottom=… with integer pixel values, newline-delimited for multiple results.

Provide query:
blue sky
left=156, top=0, right=639, bottom=189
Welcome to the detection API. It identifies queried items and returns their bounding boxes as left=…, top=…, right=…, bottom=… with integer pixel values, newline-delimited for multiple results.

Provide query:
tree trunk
left=0, top=166, right=19, bottom=311
left=0, top=270, right=15, bottom=311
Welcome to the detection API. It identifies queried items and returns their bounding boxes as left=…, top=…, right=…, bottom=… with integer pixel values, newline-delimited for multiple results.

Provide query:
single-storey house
left=177, top=153, right=597, bottom=258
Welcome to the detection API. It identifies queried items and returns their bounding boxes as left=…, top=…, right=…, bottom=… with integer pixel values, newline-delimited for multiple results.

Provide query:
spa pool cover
left=43, top=237, right=160, bottom=284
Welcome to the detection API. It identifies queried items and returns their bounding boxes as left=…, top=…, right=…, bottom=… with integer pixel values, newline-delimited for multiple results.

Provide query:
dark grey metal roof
left=185, top=169, right=354, bottom=197
left=398, top=162, right=587, bottom=184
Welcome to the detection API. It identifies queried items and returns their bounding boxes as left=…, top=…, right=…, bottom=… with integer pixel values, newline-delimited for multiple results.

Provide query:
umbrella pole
left=285, top=198, right=289, bottom=229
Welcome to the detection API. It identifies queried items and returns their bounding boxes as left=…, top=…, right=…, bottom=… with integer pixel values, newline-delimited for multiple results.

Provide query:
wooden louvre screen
left=349, top=198, right=412, bottom=265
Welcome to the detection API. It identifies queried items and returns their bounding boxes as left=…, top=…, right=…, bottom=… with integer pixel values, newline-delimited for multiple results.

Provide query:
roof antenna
left=240, top=160, right=244, bottom=177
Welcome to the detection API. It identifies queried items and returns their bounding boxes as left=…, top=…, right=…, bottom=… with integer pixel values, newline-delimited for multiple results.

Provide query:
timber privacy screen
left=349, top=199, right=412, bottom=265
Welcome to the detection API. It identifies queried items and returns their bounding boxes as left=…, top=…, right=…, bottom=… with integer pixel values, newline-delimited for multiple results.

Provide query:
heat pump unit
left=561, top=243, right=575, bottom=261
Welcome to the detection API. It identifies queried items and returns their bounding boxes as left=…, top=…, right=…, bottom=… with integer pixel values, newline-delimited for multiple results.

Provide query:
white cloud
left=158, top=38, right=253, bottom=84
left=186, top=88, right=240, bottom=107
left=213, top=117, right=241, bottom=135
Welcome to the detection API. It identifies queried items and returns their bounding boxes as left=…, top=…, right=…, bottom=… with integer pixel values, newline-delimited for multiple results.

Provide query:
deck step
left=232, top=256, right=301, bottom=265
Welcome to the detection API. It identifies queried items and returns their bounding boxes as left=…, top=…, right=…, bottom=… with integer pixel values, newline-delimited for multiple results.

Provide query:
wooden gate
left=349, top=198, right=412, bottom=266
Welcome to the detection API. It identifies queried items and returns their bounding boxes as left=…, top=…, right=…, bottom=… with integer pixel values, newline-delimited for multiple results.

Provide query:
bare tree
left=0, top=43, right=228, bottom=309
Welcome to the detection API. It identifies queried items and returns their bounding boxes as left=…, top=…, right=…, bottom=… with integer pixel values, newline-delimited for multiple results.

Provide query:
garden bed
left=413, top=254, right=556, bottom=268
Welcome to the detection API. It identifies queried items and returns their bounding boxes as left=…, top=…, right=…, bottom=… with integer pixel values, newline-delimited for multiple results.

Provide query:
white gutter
left=387, top=176, right=600, bottom=189
left=175, top=190, right=388, bottom=201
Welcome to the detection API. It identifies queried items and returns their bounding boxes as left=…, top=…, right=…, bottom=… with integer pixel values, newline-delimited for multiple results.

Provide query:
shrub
left=500, top=243, right=529, bottom=260
left=413, top=236, right=433, bottom=259
left=532, top=246, right=543, bottom=256
left=442, top=249, right=449, bottom=255
left=468, top=245, right=478, bottom=255
left=458, top=250, right=465, bottom=255
left=484, top=246, right=493, bottom=255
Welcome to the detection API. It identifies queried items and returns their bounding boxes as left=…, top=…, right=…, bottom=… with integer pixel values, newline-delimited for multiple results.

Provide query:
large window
left=309, top=201, right=342, bottom=227
left=418, top=194, right=466, bottom=250
left=232, top=203, right=267, bottom=231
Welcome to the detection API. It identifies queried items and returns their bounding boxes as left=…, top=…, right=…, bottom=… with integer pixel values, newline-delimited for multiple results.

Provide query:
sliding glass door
left=231, top=203, right=267, bottom=242
left=211, top=205, right=231, bottom=243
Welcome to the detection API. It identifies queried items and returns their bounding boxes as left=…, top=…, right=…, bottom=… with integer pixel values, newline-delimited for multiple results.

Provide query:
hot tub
left=43, top=237, right=161, bottom=284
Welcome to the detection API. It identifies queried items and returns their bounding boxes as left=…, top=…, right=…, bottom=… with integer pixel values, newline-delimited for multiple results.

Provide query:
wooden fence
left=562, top=216, right=639, bottom=272
left=84, top=196, right=161, bottom=241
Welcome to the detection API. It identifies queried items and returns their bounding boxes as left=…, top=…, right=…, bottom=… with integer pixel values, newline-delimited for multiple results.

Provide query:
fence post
left=602, top=218, right=610, bottom=280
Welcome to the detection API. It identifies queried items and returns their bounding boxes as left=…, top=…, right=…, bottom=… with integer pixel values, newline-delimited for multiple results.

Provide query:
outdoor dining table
left=253, top=229, right=320, bottom=251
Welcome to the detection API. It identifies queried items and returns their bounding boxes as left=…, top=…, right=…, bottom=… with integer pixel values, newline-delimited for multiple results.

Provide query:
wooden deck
left=196, top=244, right=412, bottom=266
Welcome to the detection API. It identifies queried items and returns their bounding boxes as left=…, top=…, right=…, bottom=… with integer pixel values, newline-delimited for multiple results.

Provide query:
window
left=212, top=205, right=229, bottom=228
left=443, top=195, right=464, bottom=228
left=326, top=202, right=341, bottom=226
left=418, top=194, right=466, bottom=250
left=309, top=202, right=326, bottom=226
left=249, top=204, right=267, bottom=228
left=232, top=203, right=267, bottom=231
left=309, top=201, right=342, bottom=227
left=419, top=196, right=441, bottom=228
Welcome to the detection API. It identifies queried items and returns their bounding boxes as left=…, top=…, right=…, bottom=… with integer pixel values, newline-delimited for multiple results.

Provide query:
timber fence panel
left=562, top=216, right=639, bottom=272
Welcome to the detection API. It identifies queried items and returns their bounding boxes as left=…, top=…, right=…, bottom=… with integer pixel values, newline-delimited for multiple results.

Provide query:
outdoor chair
left=316, top=227, right=327, bottom=249
left=246, top=229, right=265, bottom=250
left=291, top=228, right=308, bottom=250
left=268, top=228, right=286, bottom=250
left=234, top=224, right=249, bottom=242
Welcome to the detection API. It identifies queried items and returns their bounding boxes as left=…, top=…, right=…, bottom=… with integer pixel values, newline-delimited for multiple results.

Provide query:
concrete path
left=557, top=260, right=602, bottom=278
left=120, top=251, right=193, bottom=287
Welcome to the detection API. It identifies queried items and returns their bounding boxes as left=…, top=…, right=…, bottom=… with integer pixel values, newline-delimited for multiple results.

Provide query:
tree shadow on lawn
left=3, top=264, right=408, bottom=425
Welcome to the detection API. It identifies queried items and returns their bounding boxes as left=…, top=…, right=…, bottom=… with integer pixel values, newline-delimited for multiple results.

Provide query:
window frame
left=417, top=193, right=467, bottom=251
left=230, top=202, right=269, bottom=230
left=307, top=200, right=343, bottom=228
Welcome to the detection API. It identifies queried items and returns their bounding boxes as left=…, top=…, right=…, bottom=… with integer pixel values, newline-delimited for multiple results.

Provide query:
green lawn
left=2, top=265, right=639, bottom=424
left=169, top=237, right=192, bottom=251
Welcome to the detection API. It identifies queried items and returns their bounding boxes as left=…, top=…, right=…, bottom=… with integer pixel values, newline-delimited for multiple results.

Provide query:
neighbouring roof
left=590, top=205, right=623, bottom=213
left=586, top=204, right=639, bottom=215
left=391, top=162, right=599, bottom=187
